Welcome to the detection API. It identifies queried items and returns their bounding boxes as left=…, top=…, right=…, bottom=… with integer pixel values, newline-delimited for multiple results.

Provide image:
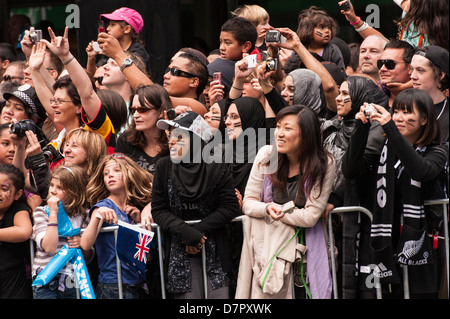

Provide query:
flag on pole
left=116, top=221, right=154, bottom=279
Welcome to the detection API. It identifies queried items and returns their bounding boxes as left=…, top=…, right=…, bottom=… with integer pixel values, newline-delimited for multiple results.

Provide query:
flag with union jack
left=116, top=221, right=154, bottom=279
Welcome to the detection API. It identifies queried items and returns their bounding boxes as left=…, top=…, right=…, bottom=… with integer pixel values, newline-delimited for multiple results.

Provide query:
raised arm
left=275, top=27, right=339, bottom=113
left=338, top=0, right=388, bottom=40
left=42, top=27, right=102, bottom=122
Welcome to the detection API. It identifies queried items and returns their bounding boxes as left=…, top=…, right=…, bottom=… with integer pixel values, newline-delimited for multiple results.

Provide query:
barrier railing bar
left=327, top=206, right=379, bottom=299
left=29, top=199, right=447, bottom=300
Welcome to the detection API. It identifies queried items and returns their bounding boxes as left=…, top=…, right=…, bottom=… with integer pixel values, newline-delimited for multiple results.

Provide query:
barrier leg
left=328, top=206, right=374, bottom=299
left=114, top=228, right=123, bottom=299
left=328, top=213, right=338, bottom=299
left=202, top=245, right=208, bottom=299
left=155, top=226, right=166, bottom=299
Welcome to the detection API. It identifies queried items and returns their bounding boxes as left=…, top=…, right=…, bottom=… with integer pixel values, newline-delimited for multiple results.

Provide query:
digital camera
left=29, top=29, right=43, bottom=44
left=10, top=120, right=49, bottom=149
left=363, top=104, right=377, bottom=118
left=266, top=58, right=278, bottom=71
left=265, top=30, right=286, bottom=44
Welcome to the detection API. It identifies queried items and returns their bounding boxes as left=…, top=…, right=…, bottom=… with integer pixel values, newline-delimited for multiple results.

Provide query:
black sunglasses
left=377, top=59, right=405, bottom=70
left=129, top=105, right=154, bottom=115
left=165, top=67, right=198, bottom=78
left=2, top=75, right=24, bottom=82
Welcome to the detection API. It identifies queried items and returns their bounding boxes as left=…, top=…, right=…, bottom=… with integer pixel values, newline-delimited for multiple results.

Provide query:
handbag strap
left=261, top=227, right=301, bottom=293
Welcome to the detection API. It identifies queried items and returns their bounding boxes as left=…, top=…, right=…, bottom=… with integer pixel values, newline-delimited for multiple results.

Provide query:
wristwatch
left=120, top=58, right=133, bottom=71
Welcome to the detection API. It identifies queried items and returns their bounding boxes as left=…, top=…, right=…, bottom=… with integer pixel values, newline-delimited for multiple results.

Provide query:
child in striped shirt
left=31, top=165, right=92, bottom=299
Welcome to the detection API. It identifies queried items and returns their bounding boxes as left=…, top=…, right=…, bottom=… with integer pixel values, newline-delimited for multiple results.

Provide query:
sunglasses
left=2, top=75, right=24, bottom=82
left=165, top=67, right=198, bottom=78
left=129, top=105, right=154, bottom=114
left=377, top=59, right=405, bottom=70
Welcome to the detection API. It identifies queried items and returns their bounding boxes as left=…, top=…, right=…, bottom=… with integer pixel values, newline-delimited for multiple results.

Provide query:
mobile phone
left=213, top=72, right=221, bottom=86
left=340, top=0, right=351, bottom=11
left=98, top=20, right=105, bottom=33
left=245, top=54, right=257, bottom=69
left=281, top=201, right=295, bottom=214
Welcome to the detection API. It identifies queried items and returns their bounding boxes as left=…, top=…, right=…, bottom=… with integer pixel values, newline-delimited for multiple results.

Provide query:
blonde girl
left=81, top=153, right=152, bottom=299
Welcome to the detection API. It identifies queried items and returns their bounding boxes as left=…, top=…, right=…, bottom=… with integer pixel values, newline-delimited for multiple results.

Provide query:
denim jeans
left=32, top=273, right=77, bottom=299
left=95, top=282, right=145, bottom=299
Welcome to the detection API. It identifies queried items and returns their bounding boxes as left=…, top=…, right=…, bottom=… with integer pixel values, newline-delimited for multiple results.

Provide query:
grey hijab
left=289, top=68, right=325, bottom=116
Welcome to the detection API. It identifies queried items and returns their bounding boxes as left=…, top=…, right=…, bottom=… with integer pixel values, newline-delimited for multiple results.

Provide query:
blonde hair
left=86, top=154, right=153, bottom=209
left=231, top=4, right=269, bottom=27
left=65, top=128, right=109, bottom=176
left=48, top=164, right=88, bottom=219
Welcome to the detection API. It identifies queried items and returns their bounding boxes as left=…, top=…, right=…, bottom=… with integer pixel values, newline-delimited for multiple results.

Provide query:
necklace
left=436, top=98, right=447, bottom=120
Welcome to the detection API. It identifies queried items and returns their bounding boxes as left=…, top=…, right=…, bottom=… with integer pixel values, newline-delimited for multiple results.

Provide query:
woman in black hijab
left=322, top=76, right=389, bottom=210
left=321, top=76, right=389, bottom=299
left=151, top=111, right=239, bottom=299
left=224, top=96, right=268, bottom=197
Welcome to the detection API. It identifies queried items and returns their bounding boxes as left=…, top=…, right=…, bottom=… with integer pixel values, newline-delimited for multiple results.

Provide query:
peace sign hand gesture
left=41, top=26, right=71, bottom=61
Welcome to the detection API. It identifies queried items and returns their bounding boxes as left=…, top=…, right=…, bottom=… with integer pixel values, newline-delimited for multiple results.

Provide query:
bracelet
left=232, top=85, right=243, bottom=91
left=350, top=16, right=361, bottom=26
left=63, top=56, right=75, bottom=65
left=355, top=21, right=369, bottom=32
left=48, top=223, right=58, bottom=227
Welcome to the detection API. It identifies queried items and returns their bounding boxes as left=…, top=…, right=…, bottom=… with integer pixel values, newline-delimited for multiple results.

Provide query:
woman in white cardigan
left=235, top=105, right=336, bottom=299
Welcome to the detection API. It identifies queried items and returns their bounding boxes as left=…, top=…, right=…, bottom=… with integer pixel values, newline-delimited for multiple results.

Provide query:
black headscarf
left=224, top=97, right=267, bottom=195
left=171, top=131, right=226, bottom=201
left=344, top=76, right=389, bottom=120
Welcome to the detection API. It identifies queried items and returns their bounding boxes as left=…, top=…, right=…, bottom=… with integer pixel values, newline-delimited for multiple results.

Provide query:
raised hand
left=28, top=41, right=47, bottom=71
left=41, top=26, right=71, bottom=60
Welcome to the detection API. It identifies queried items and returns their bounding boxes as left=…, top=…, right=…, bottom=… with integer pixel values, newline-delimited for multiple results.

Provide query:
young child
left=87, top=7, right=150, bottom=75
left=0, top=164, right=33, bottom=299
left=296, top=6, right=345, bottom=70
left=231, top=4, right=271, bottom=59
left=0, top=124, right=16, bottom=165
left=31, top=164, right=91, bottom=299
left=219, top=17, right=259, bottom=61
left=81, top=153, right=153, bottom=299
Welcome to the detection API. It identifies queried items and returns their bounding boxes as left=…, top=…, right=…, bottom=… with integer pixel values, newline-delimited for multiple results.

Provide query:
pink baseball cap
left=100, top=7, right=144, bottom=34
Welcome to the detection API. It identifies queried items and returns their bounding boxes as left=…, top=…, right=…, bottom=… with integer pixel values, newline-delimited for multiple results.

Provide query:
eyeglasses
left=377, top=59, right=405, bottom=70
left=129, top=105, right=155, bottom=115
left=50, top=98, right=72, bottom=105
left=223, top=114, right=240, bottom=121
left=2, top=75, right=24, bottom=82
left=165, top=67, right=198, bottom=78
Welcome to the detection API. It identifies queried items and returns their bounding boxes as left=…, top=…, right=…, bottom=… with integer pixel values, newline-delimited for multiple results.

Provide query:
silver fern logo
left=397, top=231, right=429, bottom=265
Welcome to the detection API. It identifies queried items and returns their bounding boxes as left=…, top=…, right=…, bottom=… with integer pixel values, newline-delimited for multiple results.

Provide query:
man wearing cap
left=410, top=45, right=449, bottom=147
left=96, top=7, right=150, bottom=74
left=1, top=84, right=47, bottom=128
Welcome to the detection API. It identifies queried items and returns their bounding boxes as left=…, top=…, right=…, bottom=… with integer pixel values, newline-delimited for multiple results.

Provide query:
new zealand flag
left=116, top=221, right=154, bottom=279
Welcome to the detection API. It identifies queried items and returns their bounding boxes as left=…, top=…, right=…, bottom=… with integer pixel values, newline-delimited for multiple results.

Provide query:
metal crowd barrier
left=29, top=199, right=448, bottom=299
left=327, top=198, right=449, bottom=299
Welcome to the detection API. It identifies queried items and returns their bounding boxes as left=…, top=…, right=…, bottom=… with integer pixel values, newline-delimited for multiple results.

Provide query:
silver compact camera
left=363, top=103, right=376, bottom=118
left=265, top=30, right=286, bottom=44
left=29, top=29, right=43, bottom=44
left=266, top=58, right=278, bottom=71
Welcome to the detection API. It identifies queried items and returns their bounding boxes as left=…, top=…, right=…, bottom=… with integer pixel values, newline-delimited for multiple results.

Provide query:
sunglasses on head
left=165, top=67, right=198, bottom=78
left=129, top=105, right=154, bottom=114
left=377, top=59, right=405, bottom=70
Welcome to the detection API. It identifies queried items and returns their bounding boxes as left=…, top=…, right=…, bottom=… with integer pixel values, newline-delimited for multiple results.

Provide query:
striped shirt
left=31, top=206, right=89, bottom=277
